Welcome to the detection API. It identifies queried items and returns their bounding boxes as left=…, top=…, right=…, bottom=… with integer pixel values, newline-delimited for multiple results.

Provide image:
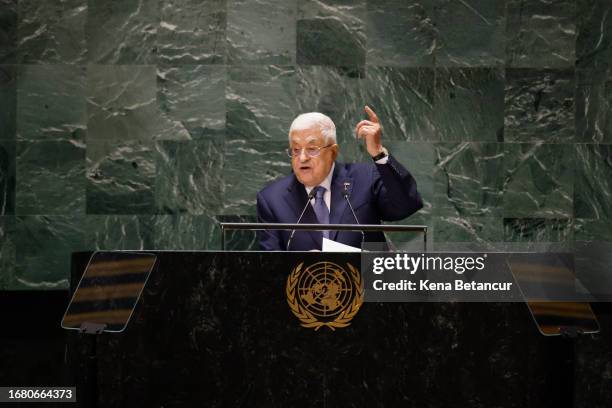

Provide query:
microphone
left=342, top=182, right=365, bottom=245
left=286, top=189, right=316, bottom=250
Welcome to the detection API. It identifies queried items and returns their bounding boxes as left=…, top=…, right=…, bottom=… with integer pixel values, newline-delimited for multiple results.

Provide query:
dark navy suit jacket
left=256, top=155, right=423, bottom=251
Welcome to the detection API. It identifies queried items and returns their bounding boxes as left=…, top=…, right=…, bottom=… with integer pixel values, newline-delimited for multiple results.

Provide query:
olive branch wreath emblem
left=286, top=262, right=363, bottom=331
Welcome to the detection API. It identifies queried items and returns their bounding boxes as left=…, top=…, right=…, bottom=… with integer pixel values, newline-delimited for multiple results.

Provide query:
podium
left=66, top=250, right=587, bottom=408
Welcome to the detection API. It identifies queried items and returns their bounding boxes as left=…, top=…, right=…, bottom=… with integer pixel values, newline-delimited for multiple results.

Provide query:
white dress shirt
left=375, top=155, right=389, bottom=165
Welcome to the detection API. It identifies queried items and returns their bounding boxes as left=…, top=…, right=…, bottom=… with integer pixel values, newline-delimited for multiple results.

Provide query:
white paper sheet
left=322, top=237, right=361, bottom=252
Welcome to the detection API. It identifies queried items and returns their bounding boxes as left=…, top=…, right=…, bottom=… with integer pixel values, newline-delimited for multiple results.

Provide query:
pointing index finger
left=364, top=105, right=379, bottom=123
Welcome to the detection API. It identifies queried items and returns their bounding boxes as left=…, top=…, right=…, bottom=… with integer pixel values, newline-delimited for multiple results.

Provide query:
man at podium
left=256, top=105, right=423, bottom=251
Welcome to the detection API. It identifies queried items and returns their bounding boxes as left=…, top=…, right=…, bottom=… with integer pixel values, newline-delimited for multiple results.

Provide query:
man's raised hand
left=355, top=105, right=384, bottom=157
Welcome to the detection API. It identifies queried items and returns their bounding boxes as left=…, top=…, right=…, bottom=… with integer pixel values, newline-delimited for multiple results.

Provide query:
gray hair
left=288, top=112, right=337, bottom=144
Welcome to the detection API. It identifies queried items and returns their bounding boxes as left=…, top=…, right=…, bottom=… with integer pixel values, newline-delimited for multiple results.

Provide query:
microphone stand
left=342, top=182, right=365, bottom=246
left=286, top=190, right=316, bottom=250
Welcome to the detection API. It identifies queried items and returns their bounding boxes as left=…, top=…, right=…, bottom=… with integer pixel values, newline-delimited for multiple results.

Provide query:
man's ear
left=331, top=144, right=339, bottom=160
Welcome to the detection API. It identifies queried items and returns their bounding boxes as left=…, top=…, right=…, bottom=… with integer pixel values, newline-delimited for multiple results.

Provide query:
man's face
left=289, top=126, right=338, bottom=188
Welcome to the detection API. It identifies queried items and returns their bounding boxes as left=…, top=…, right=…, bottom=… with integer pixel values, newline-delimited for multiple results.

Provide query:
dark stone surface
left=63, top=251, right=612, bottom=407
left=16, top=141, right=86, bottom=215
left=434, top=142, right=504, bottom=217
left=575, top=0, right=612, bottom=143
left=435, top=0, right=506, bottom=67
left=296, top=65, right=366, bottom=156
left=503, top=143, right=573, bottom=218
left=157, top=65, right=226, bottom=137
left=158, top=0, right=226, bottom=64
left=86, top=0, right=157, bottom=64
left=17, top=0, right=86, bottom=64
left=504, top=218, right=574, bottom=243
left=84, top=215, right=156, bottom=251
left=434, top=68, right=504, bottom=141
left=86, top=65, right=159, bottom=143
left=227, top=0, right=295, bottom=64
left=576, top=0, right=612, bottom=70
left=297, top=0, right=366, bottom=66
left=155, top=137, right=224, bottom=215
left=15, top=216, right=88, bottom=289
left=366, top=0, right=436, bottom=67
left=0, top=140, right=15, bottom=215
left=504, top=69, right=575, bottom=143
left=0, top=0, right=17, bottom=63
left=574, top=144, right=612, bottom=219
left=0, top=65, right=15, bottom=141
left=222, top=139, right=291, bottom=215
left=364, top=66, right=436, bottom=141
left=153, top=214, right=220, bottom=250
left=16, top=65, right=86, bottom=142
left=575, top=67, right=612, bottom=143
left=226, top=65, right=298, bottom=142
left=434, top=215, right=503, bottom=244
left=86, top=140, right=156, bottom=215
left=0, top=215, right=15, bottom=288
left=506, top=0, right=575, bottom=68
left=574, top=218, right=612, bottom=241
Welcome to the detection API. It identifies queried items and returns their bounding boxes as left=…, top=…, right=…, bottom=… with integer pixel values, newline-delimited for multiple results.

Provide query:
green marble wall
left=0, top=0, right=611, bottom=289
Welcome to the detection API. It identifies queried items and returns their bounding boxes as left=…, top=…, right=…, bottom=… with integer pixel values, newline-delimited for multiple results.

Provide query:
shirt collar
left=305, top=162, right=335, bottom=195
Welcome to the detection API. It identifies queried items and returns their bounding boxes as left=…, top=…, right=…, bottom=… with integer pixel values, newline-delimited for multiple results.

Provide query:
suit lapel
left=283, top=176, right=320, bottom=249
left=329, top=164, right=352, bottom=241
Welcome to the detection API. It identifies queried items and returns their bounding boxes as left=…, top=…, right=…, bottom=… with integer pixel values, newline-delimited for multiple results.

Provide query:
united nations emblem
left=286, top=261, right=363, bottom=330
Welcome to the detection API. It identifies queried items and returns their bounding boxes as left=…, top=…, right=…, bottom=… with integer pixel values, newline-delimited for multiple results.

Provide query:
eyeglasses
left=287, top=144, right=335, bottom=158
